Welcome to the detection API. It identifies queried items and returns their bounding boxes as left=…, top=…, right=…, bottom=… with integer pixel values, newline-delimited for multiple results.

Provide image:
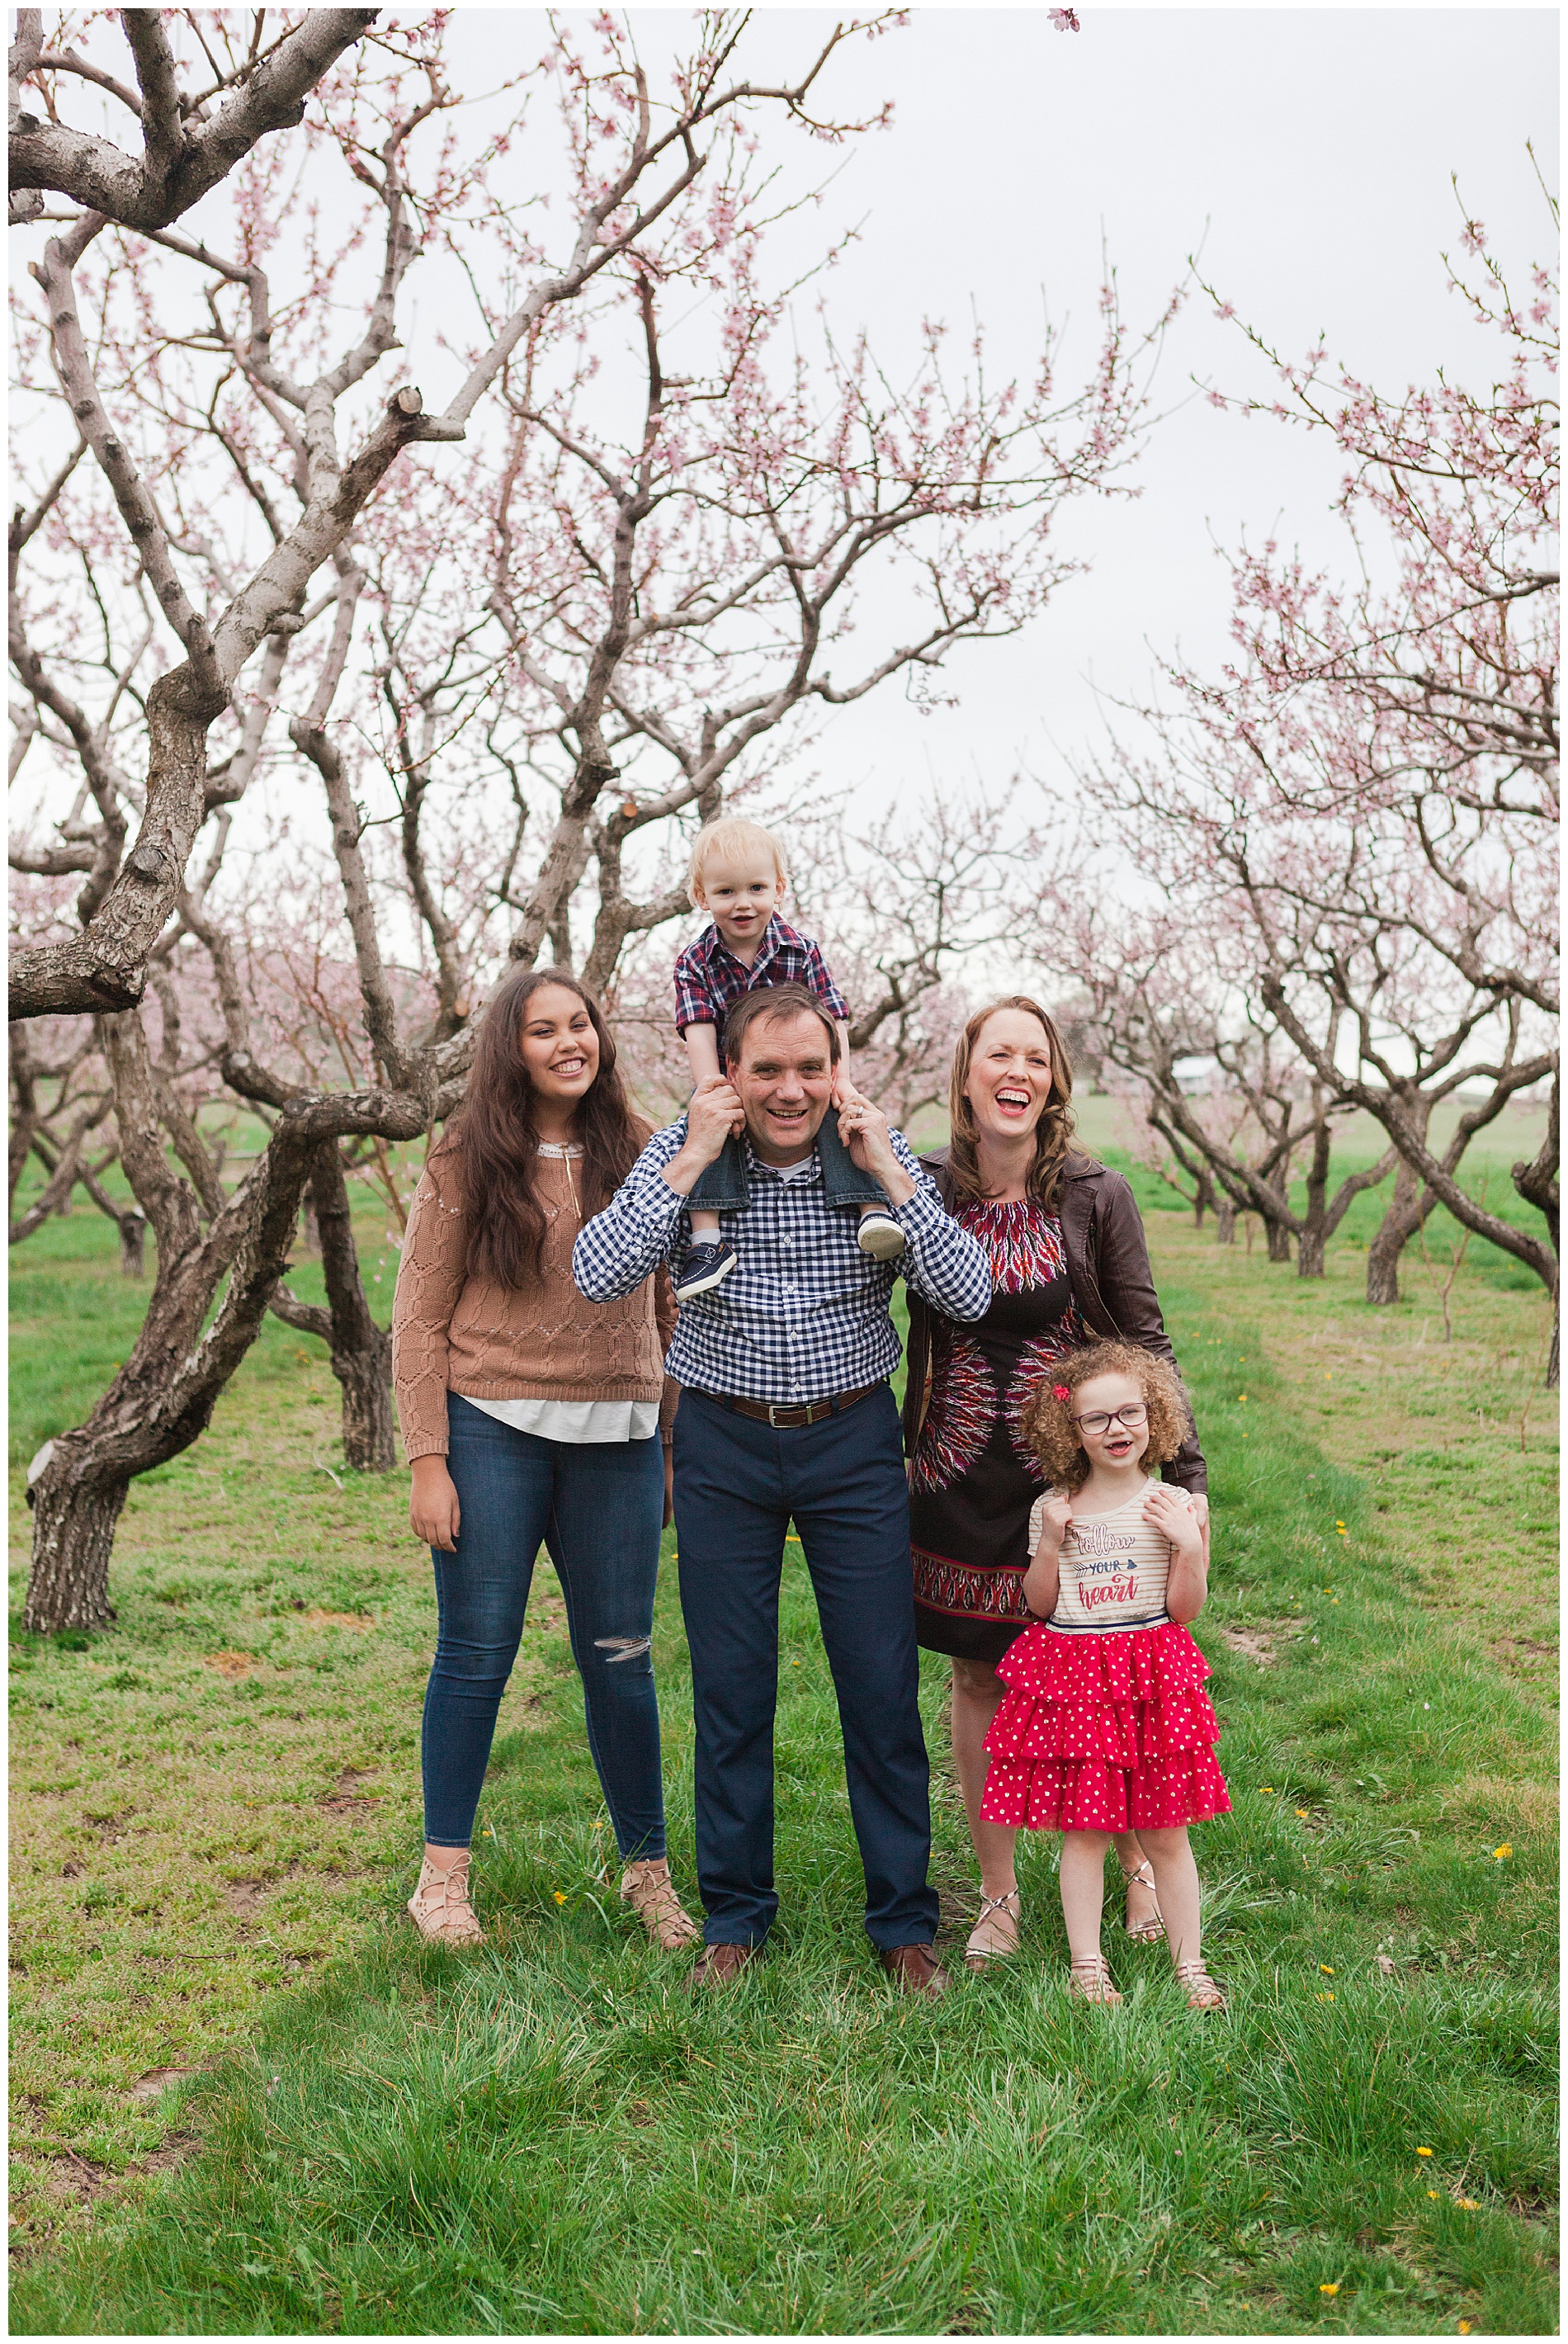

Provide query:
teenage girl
left=980, top=1339, right=1229, bottom=2010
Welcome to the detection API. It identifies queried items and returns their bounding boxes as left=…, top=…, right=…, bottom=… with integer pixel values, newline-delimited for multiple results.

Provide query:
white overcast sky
left=442, top=3, right=1556, bottom=825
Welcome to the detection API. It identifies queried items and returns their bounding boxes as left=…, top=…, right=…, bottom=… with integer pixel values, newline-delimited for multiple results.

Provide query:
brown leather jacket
left=900, top=1146, right=1207, bottom=1494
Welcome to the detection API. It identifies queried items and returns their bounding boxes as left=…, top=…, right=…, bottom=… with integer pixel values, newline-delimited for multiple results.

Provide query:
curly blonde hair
left=1021, top=1341, right=1191, bottom=1495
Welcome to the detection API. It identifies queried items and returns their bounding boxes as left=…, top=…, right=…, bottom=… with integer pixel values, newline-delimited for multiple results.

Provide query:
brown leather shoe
left=687, top=1941, right=756, bottom=1991
left=878, top=1942, right=950, bottom=1997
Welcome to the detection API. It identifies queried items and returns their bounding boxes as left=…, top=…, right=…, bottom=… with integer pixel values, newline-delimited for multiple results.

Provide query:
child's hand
left=1144, top=1482, right=1202, bottom=1562
left=1036, top=1491, right=1073, bottom=1553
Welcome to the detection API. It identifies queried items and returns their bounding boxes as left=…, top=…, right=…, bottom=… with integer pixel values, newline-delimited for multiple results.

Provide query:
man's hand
left=411, top=1456, right=460, bottom=1552
left=835, top=1092, right=915, bottom=1207
left=663, top=1075, right=745, bottom=1195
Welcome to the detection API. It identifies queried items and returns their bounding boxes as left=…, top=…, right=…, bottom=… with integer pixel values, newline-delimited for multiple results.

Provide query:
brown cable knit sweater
left=391, top=1141, right=678, bottom=1462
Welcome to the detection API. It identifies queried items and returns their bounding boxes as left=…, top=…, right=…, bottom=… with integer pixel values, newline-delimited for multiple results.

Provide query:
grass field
left=8, top=1116, right=1558, bottom=2333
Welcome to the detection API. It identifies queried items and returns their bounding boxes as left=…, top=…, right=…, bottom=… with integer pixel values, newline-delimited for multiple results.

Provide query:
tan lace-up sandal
left=1067, top=1953, right=1123, bottom=2006
left=621, top=1858, right=701, bottom=1950
left=965, top=1887, right=1023, bottom=1972
left=1175, top=1958, right=1226, bottom=2012
left=407, top=1854, right=484, bottom=1947
left=1121, top=1859, right=1166, bottom=1944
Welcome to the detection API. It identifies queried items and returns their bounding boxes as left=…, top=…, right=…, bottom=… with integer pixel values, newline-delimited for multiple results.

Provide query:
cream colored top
left=1027, top=1481, right=1195, bottom=1634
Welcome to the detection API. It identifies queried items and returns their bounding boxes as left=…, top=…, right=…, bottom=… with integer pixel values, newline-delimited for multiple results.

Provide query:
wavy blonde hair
left=1021, top=1340, right=1190, bottom=1495
left=947, top=995, right=1084, bottom=1211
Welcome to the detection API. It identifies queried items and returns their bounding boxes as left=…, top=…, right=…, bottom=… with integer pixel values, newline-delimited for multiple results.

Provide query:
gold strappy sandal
left=1067, top=1953, right=1123, bottom=2006
left=964, top=1887, right=1022, bottom=1972
left=621, top=1859, right=702, bottom=1950
left=1122, top=1859, right=1166, bottom=1944
left=1175, top=1958, right=1226, bottom=2012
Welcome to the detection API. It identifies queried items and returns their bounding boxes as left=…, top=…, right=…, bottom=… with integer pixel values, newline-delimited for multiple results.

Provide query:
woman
left=392, top=966, right=698, bottom=1952
left=902, top=997, right=1207, bottom=1968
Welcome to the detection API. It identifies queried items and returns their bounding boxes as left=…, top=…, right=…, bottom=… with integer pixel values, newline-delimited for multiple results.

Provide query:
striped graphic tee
left=1026, top=1482, right=1195, bottom=1634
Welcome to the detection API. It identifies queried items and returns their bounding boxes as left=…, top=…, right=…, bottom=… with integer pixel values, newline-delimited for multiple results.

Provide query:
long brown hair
left=440, top=966, right=646, bottom=1288
left=946, top=995, right=1084, bottom=1212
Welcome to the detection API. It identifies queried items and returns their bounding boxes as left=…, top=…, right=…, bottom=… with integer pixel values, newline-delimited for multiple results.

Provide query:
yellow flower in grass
left=1316, top=1992, right=1334, bottom=2002
left=1455, top=2197, right=1480, bottom=2211
left=1320, top=1964, right=1334, bottom=1974
left=1427, top=2190, right=1439, bottom=2200
left=1492, top=1843, right=1513, bottom=1861
left=1416, top=2145, right=1433, bottom=2157
left=1319, top=2281, right=1339, bottom=2295
left=1296, top=1808, right=1311, bottom=1819
left=553, top=1890, right=567, bottom=1906
left=1459, top=2322, right=1474, bottom=2334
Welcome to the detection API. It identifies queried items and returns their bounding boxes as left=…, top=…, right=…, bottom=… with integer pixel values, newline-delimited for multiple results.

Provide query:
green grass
left=8, top=1136, right=1558, bottom=2332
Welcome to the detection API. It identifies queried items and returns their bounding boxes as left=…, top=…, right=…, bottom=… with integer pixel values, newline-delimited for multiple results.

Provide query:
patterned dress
left=909, top=1196, right=1086, bottom=1665
left=980, top=1488, right=1230, bottom=1833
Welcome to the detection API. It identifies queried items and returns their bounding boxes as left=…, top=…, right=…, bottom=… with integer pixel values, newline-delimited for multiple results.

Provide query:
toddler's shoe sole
left=857, top=1212, right=907, bottom=1261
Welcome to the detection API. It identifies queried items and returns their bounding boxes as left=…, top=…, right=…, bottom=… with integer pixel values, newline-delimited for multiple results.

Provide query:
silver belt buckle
left=767, top=1400, right=796, bottom=1427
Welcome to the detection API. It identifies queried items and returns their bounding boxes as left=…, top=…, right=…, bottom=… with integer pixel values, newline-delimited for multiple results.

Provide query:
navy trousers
left=673, top=1382, right=939, bottom=1949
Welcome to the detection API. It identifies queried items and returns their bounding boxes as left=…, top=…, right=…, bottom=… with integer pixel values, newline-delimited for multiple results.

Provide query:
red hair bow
left=1051, top=1382, right=1072, bottom=1403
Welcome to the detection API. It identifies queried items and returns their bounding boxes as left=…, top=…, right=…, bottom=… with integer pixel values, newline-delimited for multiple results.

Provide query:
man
left=573, top=984, right=991, bottom=1995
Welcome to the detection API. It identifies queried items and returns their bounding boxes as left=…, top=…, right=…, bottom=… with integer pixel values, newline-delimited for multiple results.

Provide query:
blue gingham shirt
left=573, top=1120, right=992, bottom=1404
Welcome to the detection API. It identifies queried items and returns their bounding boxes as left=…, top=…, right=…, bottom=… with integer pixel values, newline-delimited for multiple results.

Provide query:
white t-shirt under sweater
left=1026, top=1481, right=1195, bottom=1633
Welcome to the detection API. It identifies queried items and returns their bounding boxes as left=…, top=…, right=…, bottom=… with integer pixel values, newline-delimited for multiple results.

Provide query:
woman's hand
left=410, top=1456, right=460, bottom=1552
left=663, top=1445, right=675, bottom=1530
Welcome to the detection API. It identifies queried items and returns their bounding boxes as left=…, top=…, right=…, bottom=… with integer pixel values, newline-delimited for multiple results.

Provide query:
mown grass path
left=10, top=1212, right=1557, bottom=2334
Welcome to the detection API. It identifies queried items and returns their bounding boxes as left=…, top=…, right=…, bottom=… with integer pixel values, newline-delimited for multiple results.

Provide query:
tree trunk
left=1214, top=1200, right=1236, bottom=1246
left=333, top=1322, right=397, bottom=1472
left=1365, top=1155, right=1434, bottom=1307
left=23, top=1447, right=129, bottom=1632
left=272, top=1139, right=397, bottom=1471
left=1264, top=1214, right=1292, bottom=1264
left=120, top=1209, right=147, bottom=1277
left=1296, top=1225, right=1326, bottom=1279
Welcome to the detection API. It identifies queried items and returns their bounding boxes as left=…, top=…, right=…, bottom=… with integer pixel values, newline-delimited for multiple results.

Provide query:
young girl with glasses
left=980, top=1340, right=1230, bottom=2010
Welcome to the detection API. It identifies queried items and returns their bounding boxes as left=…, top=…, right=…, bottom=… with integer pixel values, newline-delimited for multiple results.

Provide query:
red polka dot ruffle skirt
left=980, top=1619, right=1230, bottom=1833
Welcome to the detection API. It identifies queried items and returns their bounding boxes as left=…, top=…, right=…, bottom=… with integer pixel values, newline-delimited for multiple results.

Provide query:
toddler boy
left=672, top=816, right=906, bottom=1301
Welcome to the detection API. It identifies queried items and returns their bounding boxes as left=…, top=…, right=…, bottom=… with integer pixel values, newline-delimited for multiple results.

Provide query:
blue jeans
left=673, top=1382, right=938, bottom=1949
left=422, top=1393, right=669, bottom=1856
left=688, top=1109, right=886, bottom=1215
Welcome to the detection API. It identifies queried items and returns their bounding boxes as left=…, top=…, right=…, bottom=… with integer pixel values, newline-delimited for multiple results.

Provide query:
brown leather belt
left=714, top=1383, right=878, bottom=1430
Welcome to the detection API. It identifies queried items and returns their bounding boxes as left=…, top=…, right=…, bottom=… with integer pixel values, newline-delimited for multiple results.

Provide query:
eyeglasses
left=1071, top=1402, right=1148, bottom=1436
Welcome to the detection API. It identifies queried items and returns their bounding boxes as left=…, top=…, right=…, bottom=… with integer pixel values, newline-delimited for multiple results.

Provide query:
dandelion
left=1455, top=2197, right=1479, bottom=2211
left=553, top=1890, right=567, bottom=1906
left=1260, top=1786, right=1276, bottom=1794
left=1237, top=1392, right=1248, bottom=1402
left=482, top=1823, right=495, bottom=1838
left=1296, top=1808, right=1311, bottom=1819
left=1427, top=2190, right=1439, bottom=2200
left=1492, top=1843, right=1512, bottom=1860
left=1316, top=1991, right=1334, bottom=2002
left=1319, top=2281, right=1339, bottom=2295
left=1320, top=1964, right=1334, bottom=1974
left=1416, top=2145, right=1433, bottom=2157
left=1459, top=2323, right=1474, bottom=2334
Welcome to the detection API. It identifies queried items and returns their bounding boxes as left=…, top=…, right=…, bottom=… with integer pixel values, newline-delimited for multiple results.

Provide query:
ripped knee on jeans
left=593, top=1635, right=651, bottom=1664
